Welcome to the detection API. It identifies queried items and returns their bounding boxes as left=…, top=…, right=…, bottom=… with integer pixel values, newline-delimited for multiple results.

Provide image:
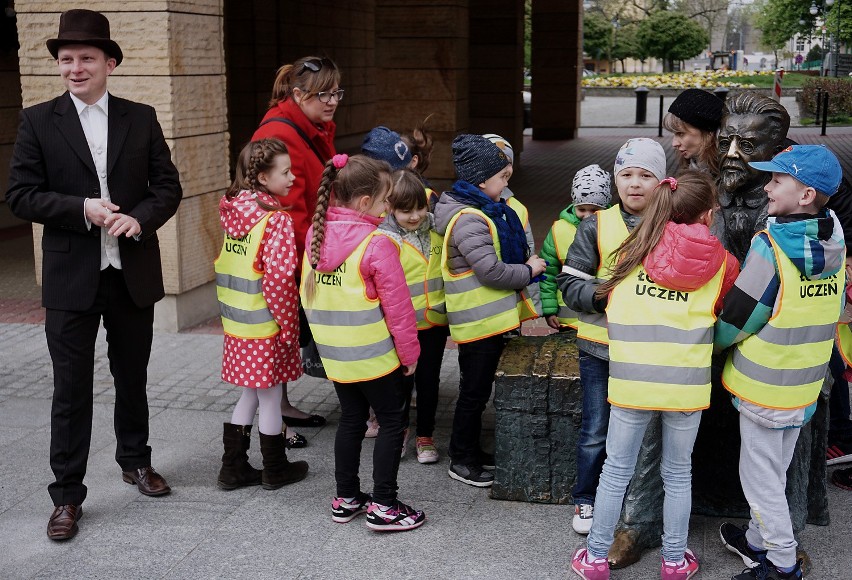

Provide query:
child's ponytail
left=595, top=170, right=716, bottom=299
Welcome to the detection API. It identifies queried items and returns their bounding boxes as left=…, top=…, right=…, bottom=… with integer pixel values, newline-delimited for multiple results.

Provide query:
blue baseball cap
left=749, top=144, right=842, bottom=196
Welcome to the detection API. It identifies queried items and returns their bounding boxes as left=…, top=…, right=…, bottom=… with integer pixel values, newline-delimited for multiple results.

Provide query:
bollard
left=634, top=86, right=649, bottom=125
left=658, top=95, right=664, bottom=137
left=814, top=88, right=823, bottom=124
left=821, top=92, right=829, bottom=136
left=772, top=68, right=784, bottom=102
left=713, top=86, right=729, bottom=101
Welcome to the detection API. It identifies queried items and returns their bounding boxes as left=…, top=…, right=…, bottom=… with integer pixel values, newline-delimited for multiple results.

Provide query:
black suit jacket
left=6, top=92, right=182, bottom=310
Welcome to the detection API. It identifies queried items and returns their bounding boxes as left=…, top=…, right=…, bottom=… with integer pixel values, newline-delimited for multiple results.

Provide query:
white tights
left=231, top=384, right=284, bottom=436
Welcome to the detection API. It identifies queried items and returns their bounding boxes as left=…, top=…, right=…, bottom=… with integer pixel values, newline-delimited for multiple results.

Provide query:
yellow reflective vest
left=442, top=208, right=537, bottom=343
left=549, top=219, right=580, bottom=329
left=398, top=230, right=448, bottom=330
left=300, top=233, right=401, bottom=383
left=607, top=262, right=727, bottom=411
left=215, top=214, right=279, bottom=339
left=576, top=206, right=630, bottom=345
left=722, top=233, right=843, bottom=409
left=838, top=322, right=852, bottom=367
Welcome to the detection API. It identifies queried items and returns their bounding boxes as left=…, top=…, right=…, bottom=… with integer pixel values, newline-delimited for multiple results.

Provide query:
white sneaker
left=572, top=504, right=594, bottom=535
left=415, top=437, right=439, bottom=464
left=364, top=416, right=379, bottom=438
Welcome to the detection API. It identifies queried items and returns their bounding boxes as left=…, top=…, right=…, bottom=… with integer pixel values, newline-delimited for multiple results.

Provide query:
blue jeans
left=572, top=350, right=610, bottom=506
left=587, top=406, right=702, bottom=562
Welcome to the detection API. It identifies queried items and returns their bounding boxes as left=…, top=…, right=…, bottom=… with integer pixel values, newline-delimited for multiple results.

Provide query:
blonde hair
left=662, top=113, right=720, bottom=176
left=268, top=56, right=342, bottom=108
left=596, top=170, right=717, bottom=299
left=226, top=139, right=291, bottom=212
left=302, top=155, right=393, bottom=304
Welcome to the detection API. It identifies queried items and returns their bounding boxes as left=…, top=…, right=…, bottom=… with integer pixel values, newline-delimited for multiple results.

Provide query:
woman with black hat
left=663, top=88, right=724, bottom=176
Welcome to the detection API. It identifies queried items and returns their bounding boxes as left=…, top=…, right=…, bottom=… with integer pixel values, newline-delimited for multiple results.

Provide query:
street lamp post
left=811, top=0, right=841, bottom=77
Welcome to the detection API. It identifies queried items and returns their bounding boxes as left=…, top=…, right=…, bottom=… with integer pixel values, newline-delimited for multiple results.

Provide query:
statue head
left=718, top=92, right=790, bottom=194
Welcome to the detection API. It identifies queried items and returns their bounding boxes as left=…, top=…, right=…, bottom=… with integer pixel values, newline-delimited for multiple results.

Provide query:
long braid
left=302, top=159, right=338, bottom=305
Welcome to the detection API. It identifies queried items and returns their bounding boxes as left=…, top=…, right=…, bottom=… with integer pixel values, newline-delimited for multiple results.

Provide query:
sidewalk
left=2, top=103, right=852, bottom=578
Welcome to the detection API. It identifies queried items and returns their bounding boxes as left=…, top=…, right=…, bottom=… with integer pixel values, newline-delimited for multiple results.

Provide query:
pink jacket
left=643, top=221, right=739, bottom=314
left=305, top=206, right=420, bottom=367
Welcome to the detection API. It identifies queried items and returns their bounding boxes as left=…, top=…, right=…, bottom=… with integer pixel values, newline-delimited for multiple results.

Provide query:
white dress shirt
left=72, top=91, right=121, bottom=270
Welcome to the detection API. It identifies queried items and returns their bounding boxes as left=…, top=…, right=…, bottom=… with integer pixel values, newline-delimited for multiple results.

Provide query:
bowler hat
left=47, top=9, right=123, bottom=66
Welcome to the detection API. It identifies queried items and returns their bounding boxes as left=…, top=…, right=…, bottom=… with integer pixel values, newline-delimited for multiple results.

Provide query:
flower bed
left=582, top=70, right=766, bottom=89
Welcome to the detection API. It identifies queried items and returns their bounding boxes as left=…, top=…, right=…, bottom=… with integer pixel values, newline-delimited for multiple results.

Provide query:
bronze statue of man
left=713, top=92, right=790, bottom=262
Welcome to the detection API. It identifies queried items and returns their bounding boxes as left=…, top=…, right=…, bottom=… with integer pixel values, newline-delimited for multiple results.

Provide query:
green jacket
left=539, top=205, right=581, bottom=316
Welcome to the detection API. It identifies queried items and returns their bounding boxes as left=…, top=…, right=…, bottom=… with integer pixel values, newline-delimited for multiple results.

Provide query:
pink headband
left=659, top=177, right=678, bottom=191
left=332, top=154, right=348, bottom=169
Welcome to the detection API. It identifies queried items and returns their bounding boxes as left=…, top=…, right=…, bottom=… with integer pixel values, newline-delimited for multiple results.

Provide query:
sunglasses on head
left=298, top=58, right=336, bottom=76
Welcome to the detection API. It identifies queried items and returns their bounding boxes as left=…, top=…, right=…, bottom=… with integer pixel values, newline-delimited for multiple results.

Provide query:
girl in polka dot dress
left=213, top=138, right=309, bottom=491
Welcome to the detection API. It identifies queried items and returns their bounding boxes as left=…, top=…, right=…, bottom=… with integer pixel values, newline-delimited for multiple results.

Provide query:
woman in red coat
left=251, top=56, right=343, bottom=441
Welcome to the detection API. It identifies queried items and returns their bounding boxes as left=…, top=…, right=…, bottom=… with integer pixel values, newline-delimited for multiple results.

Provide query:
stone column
left=14, top=1, right=229, bottom=331
left=0, top=10, right=24, bottom=228
left=469, top=0, right=525, bottom=165
left=375, top=0, right=469, bottom=184
left=531, top=0, right=582, bottom=139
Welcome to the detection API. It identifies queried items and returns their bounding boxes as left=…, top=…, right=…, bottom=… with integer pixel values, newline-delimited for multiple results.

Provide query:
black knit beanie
left=668, top=88, right=724, bottom=133
left=452, top=134, right=510, bottom=185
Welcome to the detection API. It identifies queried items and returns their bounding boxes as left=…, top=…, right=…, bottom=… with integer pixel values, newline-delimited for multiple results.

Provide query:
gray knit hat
left=613, top=138, right=666, bottom=181
left=452, top=134, right=511, bottom=185
left=571, top=164, right=612, bottom=209
left=361, top=126, right=412, bottom=170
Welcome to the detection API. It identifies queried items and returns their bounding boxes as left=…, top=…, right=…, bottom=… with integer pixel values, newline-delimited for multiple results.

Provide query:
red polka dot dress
left=218, top=190, right=302, bottom=388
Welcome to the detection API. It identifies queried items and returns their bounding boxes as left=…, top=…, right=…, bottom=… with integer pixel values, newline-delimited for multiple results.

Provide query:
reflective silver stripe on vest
left=408, top=278, right=441, bottom=298
left=579, top=311, right=607, bottom=328
left=446, top=293, right=519, bottom=325
left=219, top=303, right=274, bottom=324
left=306, top=307, right=385, bottom=327
left=444, top=276, right=483, bottom=294
left=408, top=282, right=426, bottom=297
left=557, top=305, right=577, bottom=318
left=414, top=307, right=427, bottom=320
left=731, top=349, right=829, bottom=386
left=608, top=323, right=713, bottom=345
left=216, top=273, right=262, bottom=294
left=610, top=360, right=710, bottom=385
left=432, top=302, right=447, bottom=314
left=756, top=323, right=836, bottom=346
left=316, top=336, right=395, bottom=362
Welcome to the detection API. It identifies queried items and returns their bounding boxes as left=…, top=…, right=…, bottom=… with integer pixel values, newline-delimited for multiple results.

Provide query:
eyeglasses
left=298, top=57, right=336, bottom=76
left=317, top=90, right=344, bottom=104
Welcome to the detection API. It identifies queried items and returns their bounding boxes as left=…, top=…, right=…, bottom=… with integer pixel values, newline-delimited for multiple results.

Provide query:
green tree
left=584, top=12, right=613, bottom=67
left=638, top=11, right=710, bottom=72
left=612, top=23, right=643, bottom=72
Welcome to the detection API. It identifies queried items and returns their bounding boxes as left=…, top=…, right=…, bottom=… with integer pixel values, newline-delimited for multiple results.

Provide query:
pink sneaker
left=661, top=548, right=699, bottom=579
left=571, top=547, right=610, bottom=580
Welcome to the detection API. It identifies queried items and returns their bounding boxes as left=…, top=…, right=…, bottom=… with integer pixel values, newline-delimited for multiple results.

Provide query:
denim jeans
left=572, top=350, right=610, bottom=506
left=587, top=406, right=702, bottom=563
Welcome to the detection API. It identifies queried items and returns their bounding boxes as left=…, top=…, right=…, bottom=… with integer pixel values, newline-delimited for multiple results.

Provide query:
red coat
left=252, top=99, right=336, bottom=267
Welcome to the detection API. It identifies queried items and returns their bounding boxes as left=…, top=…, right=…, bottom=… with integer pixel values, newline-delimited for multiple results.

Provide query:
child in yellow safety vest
left=378, top=168, right=449, bottom=465
left=714, top=145, right=845, bottom=580
left=301, top=154, right=426, bottom=532
left=556, top=138, right=666, bottom=535
left=540, top=164, right=612, bottom=331
left=213, top=138, right=309, bottom=492
left=434, top=134, right=546, bottom=488
left=570, top=171, right=738, bottom=580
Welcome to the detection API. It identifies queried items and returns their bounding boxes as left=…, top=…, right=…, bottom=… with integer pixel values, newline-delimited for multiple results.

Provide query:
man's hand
left=84, top=198, right=120, bottom=228
left=105, top=212, right=141, bottom=238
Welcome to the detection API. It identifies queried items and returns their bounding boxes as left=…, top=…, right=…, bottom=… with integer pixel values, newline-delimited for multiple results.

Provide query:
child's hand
left=526, top=254, right=547, bottom=277
left=402, top=362, right=417, bottom=376
left=545, top=315, right=560, bottom=330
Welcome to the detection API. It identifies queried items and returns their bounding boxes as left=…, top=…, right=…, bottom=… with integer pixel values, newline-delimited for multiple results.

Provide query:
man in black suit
left=6, top=9, right=182, bottom=541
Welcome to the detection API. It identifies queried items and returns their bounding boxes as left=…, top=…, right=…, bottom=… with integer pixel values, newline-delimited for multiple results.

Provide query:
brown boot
left=258, top=432, right=309, bottom=489
left=218, top=423, right=262, bottom=490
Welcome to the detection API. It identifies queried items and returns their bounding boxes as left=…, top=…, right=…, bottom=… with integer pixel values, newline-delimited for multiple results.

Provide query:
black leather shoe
left=121, top=466, right=172, bottom=496
left=284, top=432, right=308, bottom=448
left=47, top=504, right=82, bottom=540
left=282, top=413, right=326, bottom=427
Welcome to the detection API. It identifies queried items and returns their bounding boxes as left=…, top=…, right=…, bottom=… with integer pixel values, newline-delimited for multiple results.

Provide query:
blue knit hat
left=452, top=134, right=510, bottom=185
left=361, top=126, right=412, bottom=170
